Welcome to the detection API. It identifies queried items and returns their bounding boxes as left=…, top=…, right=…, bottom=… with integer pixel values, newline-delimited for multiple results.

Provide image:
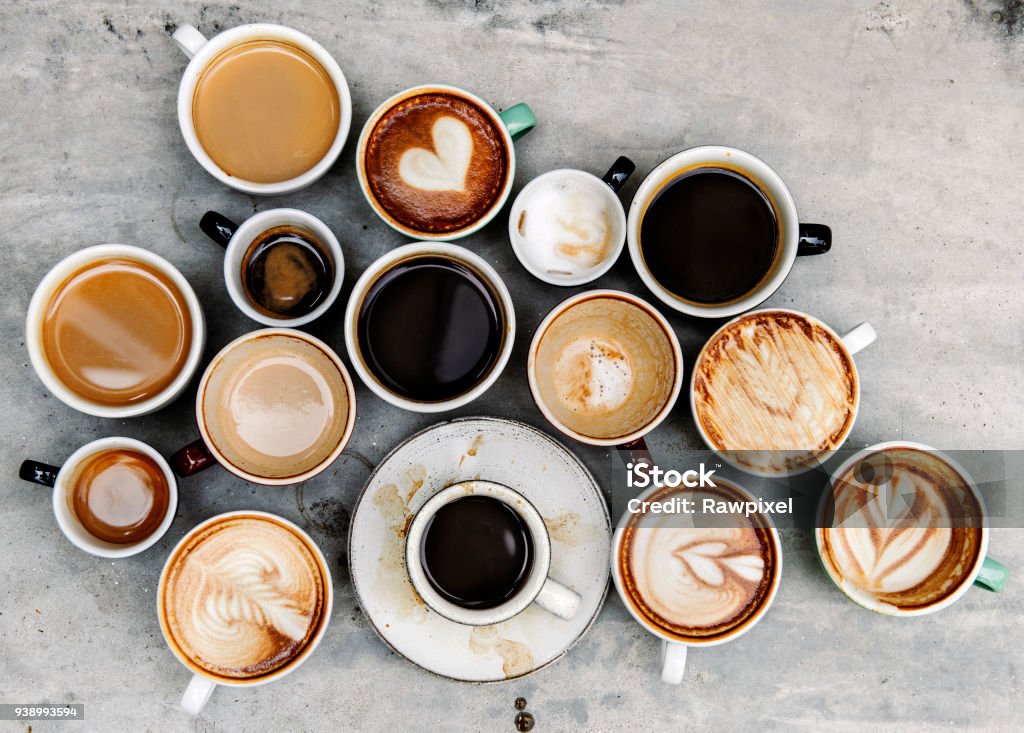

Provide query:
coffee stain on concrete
left=865, top=2, right=910, bottom=36
left=963, top=0, right=1024, bottom=39
left=470, top=625, right=535, bottom=678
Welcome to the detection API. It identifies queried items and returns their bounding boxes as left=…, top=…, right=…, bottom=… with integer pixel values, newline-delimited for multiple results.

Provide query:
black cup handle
left=20, top=460, right=60, bottom=487
left=200, top=211, right=239, bottom=249
left=798, top=224, right=832, bottom=255
left=601, top=156, right=636, bottom=194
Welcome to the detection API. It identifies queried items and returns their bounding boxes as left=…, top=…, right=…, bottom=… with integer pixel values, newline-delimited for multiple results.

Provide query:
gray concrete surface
left=2, top=1, right=1023, bottom=731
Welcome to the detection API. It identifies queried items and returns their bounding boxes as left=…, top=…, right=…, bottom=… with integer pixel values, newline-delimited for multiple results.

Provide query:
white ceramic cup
left=25, top=244, right=206, bottom=418
left=343, top=242, right=516, bottom=413
left=158, top=511, right=334, bottom=715
left=627, top=145, right=832, bottom=318
left=815, top=441, right=1008, bottom=616
left=199, top=208, right=344, bottom=327
left=508, top=157, right=634, bottom=286
left=405, top=480, right=581, bottom=625
left=689, top=308, right=876, bottom=476
left=172, top=23, right=352, bottom=195
left=19, top=437, right=177, bottom=558
left=355, top=84, right=536, bottom=240
left=611, top=480, right=782, bottom=684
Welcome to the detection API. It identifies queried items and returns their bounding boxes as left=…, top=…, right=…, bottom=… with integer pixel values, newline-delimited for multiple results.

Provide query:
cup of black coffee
left=343, top=242, right=515, bottom=413
left=627, top=146, right=831, bottom=318
left=199, top=208, right=344, bottom=327
left=405, top=480, right=581, bottom=625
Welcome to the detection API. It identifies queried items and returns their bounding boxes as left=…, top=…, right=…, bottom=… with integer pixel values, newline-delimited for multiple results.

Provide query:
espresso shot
left=241, top=225, right=334, bottom=319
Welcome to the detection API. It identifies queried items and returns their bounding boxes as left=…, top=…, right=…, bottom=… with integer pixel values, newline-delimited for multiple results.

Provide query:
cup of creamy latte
left=158, top=511, right=333, bottom=715
left=356, top=84, right=536, bottom=239
left=612, top=479, right=782, bottom=684
left=171, top=329, right=357, bottom=485
left=690, top=308, right=876, bottom=475
left=816, top=442, right=1008, bottom=616
left=172, top=23, right=352, bottom=194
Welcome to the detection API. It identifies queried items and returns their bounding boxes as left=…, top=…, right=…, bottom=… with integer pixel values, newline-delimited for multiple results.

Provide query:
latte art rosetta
left=161, top=516, right=325, bottom=679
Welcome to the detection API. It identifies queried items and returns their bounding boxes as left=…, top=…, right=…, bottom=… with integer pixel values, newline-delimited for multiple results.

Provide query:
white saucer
left=348, top=416, right=611, bottom=682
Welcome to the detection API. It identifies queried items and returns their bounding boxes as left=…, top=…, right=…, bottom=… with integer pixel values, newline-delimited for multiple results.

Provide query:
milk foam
left=514, top=177, right=616, bottom=279
left=398, top=116, right=473, bottom=192
left=552, top=335, right=633, bottom=414
left=162, top=517, right=324, bottom=678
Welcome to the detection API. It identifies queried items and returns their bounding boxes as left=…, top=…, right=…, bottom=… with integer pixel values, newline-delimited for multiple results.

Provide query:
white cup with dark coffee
left=405, top=480, right=581, bottom=625
left=627, top=145, right=832, bottom=318
left=158, top=511, right=333, bottom=715
left=611, top=479, right=782, bottom=684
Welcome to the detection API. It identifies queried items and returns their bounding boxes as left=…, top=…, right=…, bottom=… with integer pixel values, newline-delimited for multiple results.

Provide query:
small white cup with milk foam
left=508, top=157, right=634, bottom=286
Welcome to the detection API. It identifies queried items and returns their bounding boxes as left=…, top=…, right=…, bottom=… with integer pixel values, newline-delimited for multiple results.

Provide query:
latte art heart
left=398, top=117, right=473, bottom=192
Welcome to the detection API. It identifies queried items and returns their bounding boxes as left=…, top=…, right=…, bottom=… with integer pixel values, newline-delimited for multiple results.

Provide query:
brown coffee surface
left=160, top=515, right=326, bottom=679
left=693, top=310, right=857, bottom=472
left=41, top=258, right=192, bottom=406
left=69, top=448, right=169, bottom=544
left=619, top=483, right=777, bottom=641
left=193, top=39, right=340, bottom=183
left=819, top=447, right=983, bottom=610
left=363, top=92, right=508, bottom=234
left=241, top=225, right=333, bottom=318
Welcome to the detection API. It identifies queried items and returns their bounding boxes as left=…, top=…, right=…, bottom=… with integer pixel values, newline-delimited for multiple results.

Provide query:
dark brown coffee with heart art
left=241, top=225, right=333, bottom=319
left=41, top=258, right=193, bottom=406
left=363, top=91, right=509, bottom=234
left=640, top=166, right=780, bottom=304
left=69, top=449, right=170, bottom=544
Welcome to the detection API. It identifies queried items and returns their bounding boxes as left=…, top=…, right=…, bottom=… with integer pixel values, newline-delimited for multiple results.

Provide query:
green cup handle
left=498, top=103, right=536, bottom=142
left=973, top=556, right=1008, bottom=593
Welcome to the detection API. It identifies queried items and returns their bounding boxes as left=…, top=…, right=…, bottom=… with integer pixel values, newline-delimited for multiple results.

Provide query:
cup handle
left=498, top=103, right=537, bottom=143
left=840, top=322, right=877, bottom=356
left=533, top=577, right=581, bottom=620
left=199, top=211, right=239, bottom=249
left=660, top=640, right=687, bottom=684
left=600, top=156, right=636, bottom=194
left=619, top=436, right=654, bottom=470
left=973, top=556, right=1008, bottom=593
left=19, top=460, right=59, bottom=487
left=180, top=674, right=216, bottom=716
left=172, top=25, right=208, bottom=60
left=797, top=224, right=832, bottom=255
left=171, top=439, right=217, bottom=478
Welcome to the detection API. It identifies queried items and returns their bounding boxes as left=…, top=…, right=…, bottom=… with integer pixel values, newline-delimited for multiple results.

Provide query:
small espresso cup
left=173, top=23, right=352, bottom=194
left=690, top=308, right=876, bottom=476
left=405, top=481, right=581, bottom=625
left=611, top=479, right=782, bottom=684
left=19, top=437, right=177, bottom=558
left=198, top=209, right=344, bottom=327
left=628, top=145, right=832, bottom=318
left=158, top=511, right=333, bottom=715
left=509, top=157, right=636, bottom=286
left=26, top=244, right=206, bottom=418
left=171, top=329, right=357, bottom=485
left=356, top=84, right=536, bottom=240
left=527, top=290, right=683, bottom=454
left=816, top=441, right=1008, bottom=616
left=344, top=242, right=516, bottom=413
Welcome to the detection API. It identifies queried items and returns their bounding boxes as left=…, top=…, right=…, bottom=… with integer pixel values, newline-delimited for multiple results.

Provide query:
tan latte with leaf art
left=159, top=515, right=327, bottom=680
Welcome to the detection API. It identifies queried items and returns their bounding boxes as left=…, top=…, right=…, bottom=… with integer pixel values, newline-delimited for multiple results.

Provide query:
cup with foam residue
left=509, top=157, right=635, bottom=286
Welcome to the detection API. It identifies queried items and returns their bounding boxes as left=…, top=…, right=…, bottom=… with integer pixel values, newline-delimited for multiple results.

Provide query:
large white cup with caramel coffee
left=173, top=23, right=352, bottom=194
left=356, top=84, right=536, bottom=240
left=158, top=511, right=333, bottom=715
left=612, top=479, right=782, bottom=684
left=690, top=308, right=876, bottom=475
left=26, top=245, right=206, bottom=418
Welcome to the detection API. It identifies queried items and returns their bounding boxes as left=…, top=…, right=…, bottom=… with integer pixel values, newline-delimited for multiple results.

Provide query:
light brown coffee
left=159, top=514, right=327, bottom=680
left=693, top=310, right=857, bottom=473
left=41, top=258, right=193, bottom=406
left=531, top=295, right=677, bottom=440
left=200, top=333, right=350, bottom=479
left=193, top=39, right=340, bottom=183
left=69, top=448, right=170, bottom=544
left=619, top=481, right=778, bottom=641
left=819, top=447, right=983, bottom=611
left=363, top=91, right=508, bottom=234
